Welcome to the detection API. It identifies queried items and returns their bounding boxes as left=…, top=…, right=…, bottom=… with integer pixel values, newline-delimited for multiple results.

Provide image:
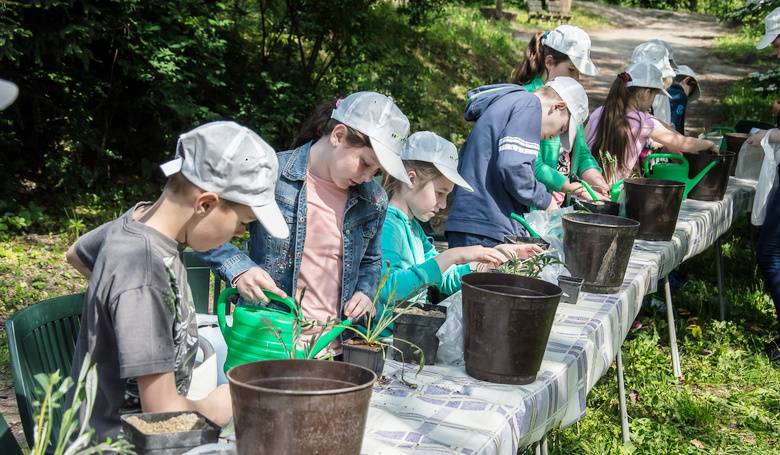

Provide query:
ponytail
left=592, top=74, right=639, bottom=182
left=290, top=98, right=372, bottom=149
left=511, top=31, right=570, bottom=85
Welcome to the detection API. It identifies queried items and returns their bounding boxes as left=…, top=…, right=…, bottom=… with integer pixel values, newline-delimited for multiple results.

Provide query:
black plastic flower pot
left=624, top=178, right=685, bottom=241
left=120, top=411, right=220, bottom=454
left=725, top=132, right=748, bottom=176
left=503, top=235, right=550, bottom=250
left=562, top=213, right=640, bottom=294
left=392, top=304, right=447, bottom=365
left=228, top=359, right=375, bottom=455
left=342, top=341, right=386, bottom=378
left=682, top=151, right=737, bottom=201
left=573, top=199, right=620, bottom=216
left=557, top=276, right=584, bottom=304
left=461, top=273, right=561, bottom=385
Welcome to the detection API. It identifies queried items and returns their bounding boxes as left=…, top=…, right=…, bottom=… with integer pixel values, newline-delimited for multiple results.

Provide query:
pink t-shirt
left=585, top=107, right=660, bottom=182
left=296, top=171, right=348, bottom=352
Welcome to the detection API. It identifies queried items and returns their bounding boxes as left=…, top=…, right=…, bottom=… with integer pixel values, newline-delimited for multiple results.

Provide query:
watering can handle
left=642, top=153, right=687, bottom=176
left=216, top=287, right=238, bottom=341
left=610, top=180, right=624, bottom=203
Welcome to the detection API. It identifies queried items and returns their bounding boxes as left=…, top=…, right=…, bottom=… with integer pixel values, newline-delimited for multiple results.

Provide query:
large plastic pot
left=393, top=304, right=447, bottom=365
left=562, top=213, right=640, bottom=294
left=682, top=151, right=736, bottom=201
left=624, top=178, right=685, bottom=241
left=461, top=273, right=561, bottom=385
left=228, top=360, right=375, bottom=455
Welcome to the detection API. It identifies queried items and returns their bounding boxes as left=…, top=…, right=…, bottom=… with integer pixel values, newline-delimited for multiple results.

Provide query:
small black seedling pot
left=393, top=304, right=447, bottom=365
left=557, top=276, right=584, bottom=304
left=342, top=341, right=386, bottom=377
left=121, top=411, right=220, bottom=455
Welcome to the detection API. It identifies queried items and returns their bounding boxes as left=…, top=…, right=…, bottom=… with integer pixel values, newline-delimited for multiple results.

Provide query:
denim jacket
left=199, top=141, right=388, bottom=315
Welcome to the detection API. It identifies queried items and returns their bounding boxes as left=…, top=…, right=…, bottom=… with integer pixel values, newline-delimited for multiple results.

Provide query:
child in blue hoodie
left=380, top=132, right=542, bottom=305
left=445, top=77, right=589, bottom=247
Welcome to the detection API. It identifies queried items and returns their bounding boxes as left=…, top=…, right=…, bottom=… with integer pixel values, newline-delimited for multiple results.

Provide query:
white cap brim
left=252, top=202, right=290, bottom=239
left=758, top=31, right=779, bottom=49
left=0, top=79, right=19, bottom=111
left=435, top=163, right=473, bottom=192
left=571, top=55, right=599, bottom=77
left=372, top=138, right=411, bottom=185
left=561, top=114, right=577, bottom=151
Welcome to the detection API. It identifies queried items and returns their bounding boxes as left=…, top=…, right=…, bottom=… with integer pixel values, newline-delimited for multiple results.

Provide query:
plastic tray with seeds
left=121, top=411, right=220, bottom=454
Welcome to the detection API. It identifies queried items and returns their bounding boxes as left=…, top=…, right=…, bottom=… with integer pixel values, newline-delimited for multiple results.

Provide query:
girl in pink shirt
left=585, top=62, right=718, bottom=184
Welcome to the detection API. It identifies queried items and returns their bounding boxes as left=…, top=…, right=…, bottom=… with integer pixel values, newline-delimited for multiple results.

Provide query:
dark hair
left=383, top=160, right=442, bottom=199
left=511, top=31, right=570, bottom=85
left=290, top=99, right=372, bottom=149
left=591, top=75, right=655, bottom=182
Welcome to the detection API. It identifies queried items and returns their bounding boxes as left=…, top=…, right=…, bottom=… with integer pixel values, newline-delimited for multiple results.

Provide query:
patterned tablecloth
left=360, top=178, right=756, bottom=455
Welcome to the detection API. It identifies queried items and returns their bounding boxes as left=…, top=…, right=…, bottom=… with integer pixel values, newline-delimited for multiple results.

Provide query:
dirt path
left=515, top=1, right=764, bottom=133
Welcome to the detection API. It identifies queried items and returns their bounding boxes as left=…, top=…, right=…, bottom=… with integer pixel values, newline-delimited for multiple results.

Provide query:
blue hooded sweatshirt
left=445, top=84, right=552, bottom=242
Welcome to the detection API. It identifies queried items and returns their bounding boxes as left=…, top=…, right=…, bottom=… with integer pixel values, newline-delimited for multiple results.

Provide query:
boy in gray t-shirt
left=66, top=121, right=290, bottom=439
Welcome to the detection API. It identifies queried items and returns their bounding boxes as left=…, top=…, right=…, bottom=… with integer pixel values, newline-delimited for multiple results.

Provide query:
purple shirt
left=585, top=107, right=659, bottom=182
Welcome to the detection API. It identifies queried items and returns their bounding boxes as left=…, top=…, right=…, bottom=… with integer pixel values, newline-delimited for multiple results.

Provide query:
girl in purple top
left=585, top=62, right=717, bottom=183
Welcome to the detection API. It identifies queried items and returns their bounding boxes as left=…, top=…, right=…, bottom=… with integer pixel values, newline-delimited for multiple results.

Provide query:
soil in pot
left=228, top=359, right=375, bottom=455
left=562, top=213, right=640, bottom=294
left=461, top=273, right=561, bottom=385
left=682, top=151, right=736, bottom=201
left=624, top=178, right=685, bottom=241
left=342, top=339, right=386, bottom=378
left=393, top=304, right=446, bottom=365
left=121, top=411, right=220, bottom=454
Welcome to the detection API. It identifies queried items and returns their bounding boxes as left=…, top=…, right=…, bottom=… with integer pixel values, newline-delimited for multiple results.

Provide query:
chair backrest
left=6, top=293, right=84, bottom=447
left=0, top=412, right=22, bottom=455
left=183, top=250, right=226, bottom=314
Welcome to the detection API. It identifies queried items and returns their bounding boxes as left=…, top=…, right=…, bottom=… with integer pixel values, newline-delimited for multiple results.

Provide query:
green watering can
left=217, top=287, right=351, bottom=372
left=642, top=153, right=718, bottom=198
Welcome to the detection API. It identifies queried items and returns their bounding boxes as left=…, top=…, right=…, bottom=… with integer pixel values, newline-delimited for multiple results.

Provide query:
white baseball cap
left=675, top=64, right=701, bottom=101
left=545, top=76, right=589, bottom=151
left=542, top=25, right=599, bottom=77
left=631, top=40, right=676, bottom=79
left=401, top=131, right=473, bottom=192
left=330, top=91, right=411, bottom=185
left=0, top=79, right=18, bottom=111
left=625, top=61, right=671, bottom=98
left=758, top=7, right=780, bottom=49
left=160, top=121, right=289, bottom=239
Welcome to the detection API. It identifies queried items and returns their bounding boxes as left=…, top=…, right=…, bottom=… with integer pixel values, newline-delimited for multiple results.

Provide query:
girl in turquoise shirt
left=379, top=131, right=542, bottom=305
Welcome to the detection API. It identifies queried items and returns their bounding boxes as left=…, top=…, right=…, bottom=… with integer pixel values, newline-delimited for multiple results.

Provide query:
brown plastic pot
left=624, top=178, right=685, bottom=241
left=682, top=151, right=736, bottom=201
left=562, top=213, right=640, bottom=294
left=725, top=133, right=748, bottom=176
left=228, top=360, right=375, bottom=455
left=461, top=273, right=561, bottom=385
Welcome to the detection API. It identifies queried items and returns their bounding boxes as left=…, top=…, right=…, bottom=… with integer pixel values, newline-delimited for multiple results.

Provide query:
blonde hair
left=383, top=160, right=442, bottom=199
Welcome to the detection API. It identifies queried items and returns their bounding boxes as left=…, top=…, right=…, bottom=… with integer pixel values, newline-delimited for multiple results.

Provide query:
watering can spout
left=307, top=319, right=352, bottom=359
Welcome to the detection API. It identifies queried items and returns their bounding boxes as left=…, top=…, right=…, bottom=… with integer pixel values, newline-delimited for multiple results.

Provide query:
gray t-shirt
left=71, top=203, right=198, bottom=439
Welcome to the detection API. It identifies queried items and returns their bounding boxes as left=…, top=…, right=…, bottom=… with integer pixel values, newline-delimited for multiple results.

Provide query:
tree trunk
left=496, top=0, right=503, bottom=14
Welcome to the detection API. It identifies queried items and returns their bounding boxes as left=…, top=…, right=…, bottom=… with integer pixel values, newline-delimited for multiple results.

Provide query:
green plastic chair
left=183, top=250, right=225, bottom=314
left=0, top=412, right=23, bottom=455
left=6, top=293, right=84, bottom=447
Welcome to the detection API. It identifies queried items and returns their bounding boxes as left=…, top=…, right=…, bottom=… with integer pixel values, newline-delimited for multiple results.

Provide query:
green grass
left=714, top=28, right=775, bottom=66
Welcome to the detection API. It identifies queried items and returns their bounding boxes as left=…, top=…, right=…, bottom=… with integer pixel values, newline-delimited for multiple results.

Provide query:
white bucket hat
left=675, top=64, right=701, bottom=101
left=625, top=61, right=671, bottom=98
left=542, top=25, right=599, bottom=77
left=160, top=121, right=290, bottom=239
left=545, top=76, right=589, bottom=151
left=330, top=91, right=411, bottom=184
left=401, top=131, right=473, bottom=192
left=631, top=40, right=676, bottom=79
left=0, top=79, right=18, bottom=111
left=758, top=7, right=780, bottom=49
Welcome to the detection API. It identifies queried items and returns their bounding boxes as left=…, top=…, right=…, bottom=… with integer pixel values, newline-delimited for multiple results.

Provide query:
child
left=65, top=121, right=288, bottom=438
left=200, top=92, right=410, bottom=352
left=668, top=65, right=701, bottom=134
left=380, top=131, right=543, bottom=305
left=513, top=25, right=610, bottom=204
left=631, top=39, right=676, bottom=125
left=585, top=62, right=718, bottom=183
left=444, top=76, right=589, bottom=248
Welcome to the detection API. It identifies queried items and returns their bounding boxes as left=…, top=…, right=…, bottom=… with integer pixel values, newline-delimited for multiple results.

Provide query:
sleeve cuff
left=220, top=254, right=258, bottom=284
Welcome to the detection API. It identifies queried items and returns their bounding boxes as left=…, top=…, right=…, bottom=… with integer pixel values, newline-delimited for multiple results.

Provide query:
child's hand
left=747, top=130, right=768, bottom=147
left=344, top=291, right=373, bottom=319
left=563, top=181, right=592, bottom=200
left=496, top=243, right=544, bottom=260
left=234, top=266, right=287, bottom=302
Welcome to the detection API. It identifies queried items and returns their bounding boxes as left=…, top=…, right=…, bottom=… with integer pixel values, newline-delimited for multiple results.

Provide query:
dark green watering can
left=642, top=153, right=718, bottom=198
left=217, top=287, right=351, bottom=372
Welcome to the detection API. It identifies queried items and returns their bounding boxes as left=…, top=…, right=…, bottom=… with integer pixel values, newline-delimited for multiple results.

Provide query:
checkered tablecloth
left=360, top=178, right=756, bottom=454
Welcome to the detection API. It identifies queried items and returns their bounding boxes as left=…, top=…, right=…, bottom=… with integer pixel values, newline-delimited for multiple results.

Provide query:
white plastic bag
left=436, top=297, right=464, bottom=366
left=735, top=140, right=764, bottom=181
left=751, top=129, right=780, bottom=226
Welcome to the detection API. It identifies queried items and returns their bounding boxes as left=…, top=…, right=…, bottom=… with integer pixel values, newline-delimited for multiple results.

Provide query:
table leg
left=534, top=441, right=541, bottom=455
left=664, top=275, right=683, bottom=379
left=616, top=348, right=630, bottom=443
left=715, top=237, right=727, bottom=320
left=540, top=435, right=548, bottom=455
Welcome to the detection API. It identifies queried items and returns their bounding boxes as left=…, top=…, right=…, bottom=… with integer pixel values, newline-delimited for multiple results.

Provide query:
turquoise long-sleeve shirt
left=380, top=205, right=470, bottom=305
left=524, top=75, right=602, bottom=191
